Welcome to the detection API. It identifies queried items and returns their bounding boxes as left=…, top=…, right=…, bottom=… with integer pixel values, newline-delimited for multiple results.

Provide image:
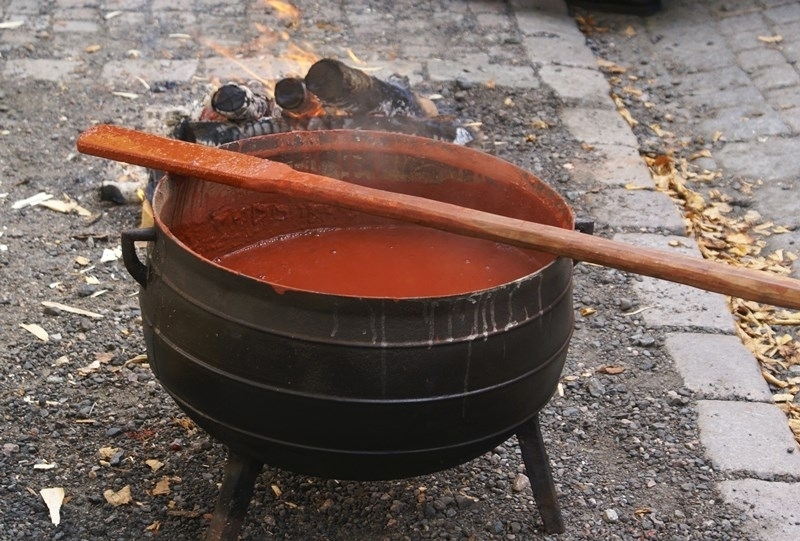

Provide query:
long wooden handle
left=77, top=124, right=800, bottom=310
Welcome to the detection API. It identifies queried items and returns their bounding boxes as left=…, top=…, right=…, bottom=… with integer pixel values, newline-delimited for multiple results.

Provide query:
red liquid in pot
left=215, top=225, right=547, bottom=298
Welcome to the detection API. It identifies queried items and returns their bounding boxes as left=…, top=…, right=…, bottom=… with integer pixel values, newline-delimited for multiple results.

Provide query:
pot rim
left=152, top=130, right=575, bottom=301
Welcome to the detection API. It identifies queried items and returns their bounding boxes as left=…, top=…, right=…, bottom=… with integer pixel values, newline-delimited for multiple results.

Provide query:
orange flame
left=265, top=0, right=301, bottom=21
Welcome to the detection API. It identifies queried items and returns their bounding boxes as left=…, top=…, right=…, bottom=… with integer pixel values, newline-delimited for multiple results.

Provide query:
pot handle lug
left=121, top=227, right=156, bottom=288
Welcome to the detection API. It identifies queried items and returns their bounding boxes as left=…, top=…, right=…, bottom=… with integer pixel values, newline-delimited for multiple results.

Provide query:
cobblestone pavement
left=577, top=1, right=800, bottom=538
left=1, top=0, right=799, bottom=539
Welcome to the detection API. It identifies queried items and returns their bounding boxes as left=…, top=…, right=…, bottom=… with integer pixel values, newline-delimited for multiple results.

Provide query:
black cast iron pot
left=122, top=130, right=575, bottom=481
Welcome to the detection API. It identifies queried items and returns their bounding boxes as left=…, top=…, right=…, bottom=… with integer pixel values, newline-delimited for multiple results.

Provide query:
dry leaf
left=623, top=85, right=643, bottom=97
left=12, top=192, right=53, bottom=209
left=145, top=459, right=164, bottom=472
left=271, top=484, right=283, bottom=497
left=597, top=365, right=625, bottom=375
left=580, top=307, right=596, bottom=317
left=77, top=360, right=101, bottom=376
left=40, top=487, right=65, bottom=525
left=85, top=44, right=101, bottom=53
left=0, top=20, right=24, bottom=29
left=689, top=149, right=712, bottom=160
left=101, top=247, right=122, bottom=262
left=41, top=301, right=103, bottom=319
left=597, top=58, right=627, bottom=73
left=152, top=477, right=171, bottom=496
left=624, top=25, right=637, bottom=38
left=21, top=323, right=49, bottom=341
left=39, top=197, right=92, bottom=217
left=98, top=447, right=119, bottom=460
left=103, top=485, right=132, bottom=506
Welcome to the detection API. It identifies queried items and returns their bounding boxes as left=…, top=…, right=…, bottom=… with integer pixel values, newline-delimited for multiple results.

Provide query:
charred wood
left=211, top=83, right=271, bottom=121
left=173, top=117, right=295, bottom=146
left=305, top=58, right=423, bottom=116
left=175, top=115, right=478, bottom=147
left=274, top=78, right=325, bottom=119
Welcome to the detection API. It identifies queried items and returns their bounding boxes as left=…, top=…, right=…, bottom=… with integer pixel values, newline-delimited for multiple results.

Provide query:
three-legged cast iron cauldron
left=121, top=130, right=576, bottom=540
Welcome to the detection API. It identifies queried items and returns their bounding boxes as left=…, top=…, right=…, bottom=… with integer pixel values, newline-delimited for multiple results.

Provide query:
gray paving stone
left=584, top=191, right=685, bottom=234
left=648, top=24, right=737, bottom=71
left=102, top=59, right=199, bottom=85
left=2, top=58, right=82, bottom=81
left=697, top=400, right=800, bottom=477
left=673, top=66, right=753, bottom=98
left=716, top=12, right=770, bottom=37
left=779, top=106, right=800, bottom=135
left=765, top=84, right=800, bottom=111
left=750, top=63, right=800, bottom=92
left=571, top=144, right=654, bottom=188
left=539, top=65, right=613, bottom=108
left=735, top=47, right=790, bottom=73
left=665, top=333, right=772, bottom=402
left=764, top=3, right=800, bottom=24
left=715, top=138, right=800, bottom=182
left=698, top=105, right=790, bottom=142
left=521, top=34, right=598, bottom=68
left=427, top=57, right=539, bottom=89
left=718, top=479, right=800, bottom=541
left=682, top=83, right=765, bottom=113
left=612, top=233, right=736, bottom=332
left=561, top=107, right=639, bottom=146
left=52, top=19, right=99, bottom=33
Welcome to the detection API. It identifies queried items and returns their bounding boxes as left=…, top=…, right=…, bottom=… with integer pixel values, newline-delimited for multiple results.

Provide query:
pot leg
left=516, top=414, right=565, bottom=534
left=205, top=452, right=263, bottom=541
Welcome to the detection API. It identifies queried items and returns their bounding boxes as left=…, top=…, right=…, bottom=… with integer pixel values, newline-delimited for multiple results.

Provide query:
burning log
left=210, top=83, right=271, bottom=121
left=173, top=117, right=295, bottom=147
left=273, top=77, right=325, bottom=119
left=174, top=115, right=478, bottom=147
left=304, top=58, right=424, bottom=116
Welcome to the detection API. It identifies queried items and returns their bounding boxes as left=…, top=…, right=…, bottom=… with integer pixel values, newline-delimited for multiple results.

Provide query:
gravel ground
left=0, top=1, right=762, bottom=540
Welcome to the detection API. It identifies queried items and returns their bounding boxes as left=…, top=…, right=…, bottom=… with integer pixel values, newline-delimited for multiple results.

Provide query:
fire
left=265, top=0, right=301, bottom=22
left=199, top=1, right=319, bottom=93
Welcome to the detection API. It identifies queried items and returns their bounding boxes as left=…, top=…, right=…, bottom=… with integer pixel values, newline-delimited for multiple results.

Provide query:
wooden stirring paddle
left=77, top=124, right=800, bottom=310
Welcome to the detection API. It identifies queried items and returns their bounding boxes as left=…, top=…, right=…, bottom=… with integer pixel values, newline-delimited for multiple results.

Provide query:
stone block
left=102, top=59, right=199, bottom=84
left=764, top=3, right=800, bottom=24
left=735, top=47, right=790, bottom=72
left=698, top=105, right=790, bottom=142
left=697, top=400, right=800, bottom=476
left=664, top=333, right=772, bottom=401
left=561, top=107, right=639, bottom=146
left=611, top=233, right=736, bottom=332
left=571, top=144, right=653, bottom=188
left=718, top=480, right=800, bottom=540
left=2, top=59, right=82, bottom=81
left=717, top=13, right=772, bottom=37
left=584, top=191, right=686, bottom=234
left=751, top=64, right=800, bottom=92
left=522, top=34, right=598, bottom=68
left=427, top=57, right=539, bottom=88
left=715, top=138, right=800, bottom=182
left=539, top=65, right=613, bottom=108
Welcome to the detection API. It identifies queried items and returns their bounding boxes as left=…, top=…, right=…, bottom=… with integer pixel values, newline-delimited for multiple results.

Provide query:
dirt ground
left=0, top=8, right=760, bottom=541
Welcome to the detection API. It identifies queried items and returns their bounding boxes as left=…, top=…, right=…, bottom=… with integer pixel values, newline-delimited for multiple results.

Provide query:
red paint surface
left=216, top=225, right=546, bottom=297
